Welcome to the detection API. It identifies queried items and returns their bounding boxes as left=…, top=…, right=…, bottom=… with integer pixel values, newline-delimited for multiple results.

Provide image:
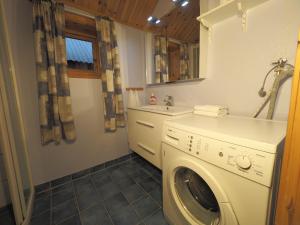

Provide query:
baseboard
left=34, top=152, right=139, bottom=194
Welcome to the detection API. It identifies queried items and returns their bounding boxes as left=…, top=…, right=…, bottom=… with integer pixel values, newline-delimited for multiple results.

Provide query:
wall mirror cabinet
left=144, top=0, right=206, bottom=85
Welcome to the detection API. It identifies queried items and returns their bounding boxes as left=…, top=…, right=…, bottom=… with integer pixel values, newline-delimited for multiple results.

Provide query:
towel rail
left=126, top=87, right=144, bottom=91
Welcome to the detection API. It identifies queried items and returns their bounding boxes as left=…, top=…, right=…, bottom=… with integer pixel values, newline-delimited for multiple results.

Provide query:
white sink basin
left=129, top=105, right=193, bottom=116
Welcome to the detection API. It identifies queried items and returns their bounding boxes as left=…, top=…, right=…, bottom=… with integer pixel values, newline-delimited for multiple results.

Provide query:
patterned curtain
left=33, top=1, right=76, bottom=144
left=95, top=17, right=125, bottom=132
left=154, top=36, right=168, bottom=83
left=180, top=43, right=190, bottom=80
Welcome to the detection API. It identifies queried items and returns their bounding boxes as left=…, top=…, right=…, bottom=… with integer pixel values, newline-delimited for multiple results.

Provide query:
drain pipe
left=253, top=59, right=294, bottom=119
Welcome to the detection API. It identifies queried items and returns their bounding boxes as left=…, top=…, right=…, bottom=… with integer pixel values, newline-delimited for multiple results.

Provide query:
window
left=66, top=37, right=94, bottom=70
left=64, top=12, right=100, bottom=79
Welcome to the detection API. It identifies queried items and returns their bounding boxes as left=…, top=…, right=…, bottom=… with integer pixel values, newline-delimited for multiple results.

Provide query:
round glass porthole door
left=174, top=167, right=221, bottom=225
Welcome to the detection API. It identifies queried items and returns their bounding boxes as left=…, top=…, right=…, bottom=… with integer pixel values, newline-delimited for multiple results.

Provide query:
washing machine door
left=175, top=168, right=220, bottom=224
left=167, top=158, right=238, bottom=225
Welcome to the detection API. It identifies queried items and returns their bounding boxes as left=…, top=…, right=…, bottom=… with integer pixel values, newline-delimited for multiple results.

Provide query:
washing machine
left=161, top=115, right=287, bottom=225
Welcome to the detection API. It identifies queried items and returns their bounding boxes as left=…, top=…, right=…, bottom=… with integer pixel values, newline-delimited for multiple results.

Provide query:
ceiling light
left=181, top=0, right=189, bottom=6
left=172, top=0, right=178, bottom=2
left=147, top=16, right=161, bottom=25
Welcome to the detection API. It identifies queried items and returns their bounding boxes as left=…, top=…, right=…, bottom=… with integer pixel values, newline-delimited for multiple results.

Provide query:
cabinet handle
left=138, top=143, right=155, bottom=155
left=136, top=120, right=154, bottom=128
left=167, top=134, right=179, bottom=141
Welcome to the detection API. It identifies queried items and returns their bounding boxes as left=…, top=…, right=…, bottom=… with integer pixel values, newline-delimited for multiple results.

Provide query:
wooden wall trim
left=64, top=12, right=100, bottom=79
left=275, top=31, right=300, bottom=225
left=65, top=11, right=97, bottom=38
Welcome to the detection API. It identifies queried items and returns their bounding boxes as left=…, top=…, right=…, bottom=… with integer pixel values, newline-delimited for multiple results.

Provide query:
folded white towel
left=194, top=110, right=227, bottom=117
left=193, top=109, right=228, bottom=117
left=194, top=105, right=228, bottom=113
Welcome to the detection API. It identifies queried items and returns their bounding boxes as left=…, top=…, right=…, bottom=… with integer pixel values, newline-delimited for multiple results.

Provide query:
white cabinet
left=128, top=108, right=190, bottom=169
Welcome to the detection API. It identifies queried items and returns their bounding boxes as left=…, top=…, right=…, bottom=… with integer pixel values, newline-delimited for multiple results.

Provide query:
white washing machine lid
left=165, top=115, right=287, bottom=153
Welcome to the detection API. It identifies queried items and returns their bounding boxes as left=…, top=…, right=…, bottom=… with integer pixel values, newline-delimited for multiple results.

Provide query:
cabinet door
left=128, top=110, right=168, bottom=168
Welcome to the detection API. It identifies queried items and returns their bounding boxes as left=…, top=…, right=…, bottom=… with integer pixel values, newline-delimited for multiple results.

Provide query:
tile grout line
left=141, top=207, right=163, bottom=225
left=34, top=155, right=164, bottom=225
left=52, top=184, right=79, bottom=225
left=72, top=161, right=134, bottom=215
left=55, top=214, right=78, bottom=225
left=123, top=161, right=162, bottom=225
left=106, top=165, right=137, bottom=225
left=71, top=180, right=83, bottom=225
left=34, top=153, right=137, bottom=195
left=74, top=175, right=105, bottom=213
left=98, top=160, right=147, bottom=225
left=138, top=175, right=163, bottom=207
left=50, top=188, right=53, bottom=225
left=90, top=173, right=116, bottom=225
left=107, top=162, right=142, bottom=225
left=31, top=192, right=53, bottom=223
left=110, top=163, right=147, bottom=225
left=54, top=168, right=155, bottom=225
left=51, top=184, right=76, bottom=210
left=132, top=177, right=162, bottom=224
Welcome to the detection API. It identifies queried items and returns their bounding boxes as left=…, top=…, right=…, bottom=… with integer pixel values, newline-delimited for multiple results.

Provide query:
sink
left=129, top=105, right=193, bottom=116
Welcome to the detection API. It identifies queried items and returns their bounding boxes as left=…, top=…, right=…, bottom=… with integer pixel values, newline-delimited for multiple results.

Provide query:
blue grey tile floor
left=30, top=157, right=169, bottom=225
left=0, top=205, right=16, bottom=225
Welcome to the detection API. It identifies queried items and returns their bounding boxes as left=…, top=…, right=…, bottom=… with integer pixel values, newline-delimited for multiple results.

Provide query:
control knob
left=236, top=155, right=252, bottom=170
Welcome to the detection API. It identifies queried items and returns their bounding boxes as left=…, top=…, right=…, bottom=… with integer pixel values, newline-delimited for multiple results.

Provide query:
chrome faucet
left=164, top=95, right=174, bottom=106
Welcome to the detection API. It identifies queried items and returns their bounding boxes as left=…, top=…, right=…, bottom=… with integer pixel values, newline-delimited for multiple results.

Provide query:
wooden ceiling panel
left=76, top=0, right=99, bottom=11
left=115, top=0, right=127, bottom=18
left=58, top=0, right=199, bottom=43
left=127, top=0, right=141, bottom=23
left=120, top=0, right=134, bottom=22
left=161, top=0, right=200, bottom=43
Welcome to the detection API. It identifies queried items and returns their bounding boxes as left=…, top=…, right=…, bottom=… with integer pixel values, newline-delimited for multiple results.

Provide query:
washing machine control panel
left=163, top=126, right=276, bottom=187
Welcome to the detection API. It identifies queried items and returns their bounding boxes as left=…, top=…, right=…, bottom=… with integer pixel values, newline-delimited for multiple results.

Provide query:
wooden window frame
left=64, top=12, right=100, bottom=79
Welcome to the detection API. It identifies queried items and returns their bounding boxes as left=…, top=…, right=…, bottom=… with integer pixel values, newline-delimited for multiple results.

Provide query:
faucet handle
left=164, top=95, right=174, bottom=106
left=164, top=95, right=170, bottom=101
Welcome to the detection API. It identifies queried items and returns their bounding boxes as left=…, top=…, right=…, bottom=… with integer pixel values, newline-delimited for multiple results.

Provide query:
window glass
left=65, top=37, right=94, bottom=70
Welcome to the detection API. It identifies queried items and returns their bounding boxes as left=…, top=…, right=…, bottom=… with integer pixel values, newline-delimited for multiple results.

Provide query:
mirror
left=145, top=0, right=200, bottom=85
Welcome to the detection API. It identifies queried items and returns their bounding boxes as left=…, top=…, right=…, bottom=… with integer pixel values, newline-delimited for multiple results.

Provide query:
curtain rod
left=64, top=5, right=95, bottom=19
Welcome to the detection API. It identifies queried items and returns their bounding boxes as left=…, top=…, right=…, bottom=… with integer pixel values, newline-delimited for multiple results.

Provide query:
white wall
left=147, top=0, right=300, bottom=120
left=27, top=79, right=129, bottom=184
left=116, top=23, right=146, bottom=108
left=3, top=0, right=145, bottom=185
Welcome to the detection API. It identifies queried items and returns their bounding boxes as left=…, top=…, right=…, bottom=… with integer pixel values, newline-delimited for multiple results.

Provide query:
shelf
left=197, top=0, right=269, bottom=30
